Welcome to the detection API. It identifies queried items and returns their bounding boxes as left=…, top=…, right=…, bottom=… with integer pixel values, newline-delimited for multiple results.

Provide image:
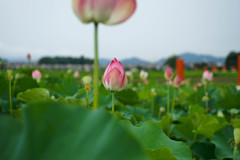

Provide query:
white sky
left=0, top=0, right=240, bottom=62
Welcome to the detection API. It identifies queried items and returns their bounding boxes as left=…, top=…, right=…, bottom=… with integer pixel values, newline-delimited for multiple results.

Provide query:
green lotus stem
left=151, top=96, right=154, bottom=115
left=233, top=144, right=238, bottom=160
left=167, top=84, right=170, bottom=115
left=112, top=92, right=115, bottom=113
left=9, top=79, right=12, bottom=118
left=93, top=22, right=99, bottom=110
left=86, top=90, right=89, bottom=107
left=205, top=100, right=209, bottom=114
left=171, top=88, right=176, bottom=118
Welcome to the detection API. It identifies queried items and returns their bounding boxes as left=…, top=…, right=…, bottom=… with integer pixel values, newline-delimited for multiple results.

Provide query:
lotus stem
left=93, top=22, right=99, bottom=110
left=112, top=92, right=115, bottom=113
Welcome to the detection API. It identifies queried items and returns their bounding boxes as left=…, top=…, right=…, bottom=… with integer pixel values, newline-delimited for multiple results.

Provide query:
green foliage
left=121, top=121, right=193, bottom=160
left=211, top=126, right=240, bottom=160
left=0, top=102, right=147, bottom=160
left=164, top=55, right=179, bottom=68
left=225, top=51, right=240, bottom=69
left=17, top=88, right=50, bottom=103
left=38, top=56, right=93, bottom=64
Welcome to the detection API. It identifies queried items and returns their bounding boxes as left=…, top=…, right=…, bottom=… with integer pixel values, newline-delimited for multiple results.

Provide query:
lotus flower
left=72, top=0, right=137, bottom=25
left=32, top=69, right=42, bottom=80
left=140, top=70, right=148, bottom=81
left=164, top=66, right=173, bottom=80
left=173, top=74, right=182, bottom=88
left=102, top=58, right=127, bottom=91
left=74, top=71, right=80, bottom=78
left=202, top=70, right=213, bottom=81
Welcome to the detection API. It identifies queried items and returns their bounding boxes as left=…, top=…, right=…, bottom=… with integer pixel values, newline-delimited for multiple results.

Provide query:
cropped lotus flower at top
left=103, top=58, right=127, bottom=92
left=202, top=70, right=213, bottom=81
left=72, top=0, right=137, bottom=25
left=32, top=69, right=42, bottom=80
left=164, top=66, right=173, bottom=80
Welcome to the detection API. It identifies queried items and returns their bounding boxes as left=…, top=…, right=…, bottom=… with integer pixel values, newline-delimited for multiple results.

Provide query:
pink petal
left=93, top=0, right=116, bottom=23
left=73, top=0, right=94, bottom=23
left=108, top=68, right=123, bottom=91
left=105, top=0, right=136, bottom=25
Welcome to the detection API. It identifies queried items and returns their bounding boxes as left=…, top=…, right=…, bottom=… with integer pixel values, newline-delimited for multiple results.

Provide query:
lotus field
left=1, top=0, right=240, bottom=160
left=0, top=65, right=240, bottom=160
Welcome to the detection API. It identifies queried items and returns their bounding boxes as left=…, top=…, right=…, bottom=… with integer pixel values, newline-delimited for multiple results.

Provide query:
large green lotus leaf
left=190, top=114, right=226, bottom=138
left=145, top=147, right=177, bottom=160
left=191, top=142, right=216, bottom=160
left=211, top=125, right=240, bottom=160
left=188, top=104, right=205, bottom=115
left=17, top=88, right=50, bottom=103
left=115, top=89, right=139, bottom=105
left=54, top=78, right=80, bottom=97
left=57, top=97, right=87, bottom=107
left=0, top=102, right=147, bottom=160
left=173, top=119, right=195, bottom=143
left=15, top=76, right=39, bottom=94
left=215, top=92, right=240, bottom=109
left=121, top=121, right=193, bottom=160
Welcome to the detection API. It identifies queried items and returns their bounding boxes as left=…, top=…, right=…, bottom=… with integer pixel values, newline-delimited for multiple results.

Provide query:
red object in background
left=212, top=66, right=218, bottom=72
left=203, top=66, right=208, bottom=71
left=238, top=56, right=240, bottom=86
left=222, top=66, right=227, bottom=72
left=27, top=53, right=31, bottom=60
left=194, top=66, right=198, bottom=71
left=176, top=59, right=184, bottom=80
left=231, top=66, right=236, bottom=72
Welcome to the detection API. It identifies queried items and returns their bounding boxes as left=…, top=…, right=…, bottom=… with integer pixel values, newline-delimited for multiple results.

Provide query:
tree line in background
left=38, top=56, right=93, bottom=65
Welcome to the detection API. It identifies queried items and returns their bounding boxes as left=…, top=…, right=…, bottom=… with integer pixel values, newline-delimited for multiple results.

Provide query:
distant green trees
left=225, top=51, right=240, bottom=69
left=38, top=56, right=93, bottom=64
left=164, top=55, right=179, bottom=68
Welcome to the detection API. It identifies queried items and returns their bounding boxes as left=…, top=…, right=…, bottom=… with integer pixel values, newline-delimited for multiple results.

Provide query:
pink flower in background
left=173, top=74, right=182, bottom=88
left=74, top=71, right=80, bottom=78
left=140, top=70, right=148, bottom=81
left=126, top=71, right=132, bottom=77
left=202, top=70, right=213, bottom=81
left=72, top=0, right=137, bottom=25
left=102, top=58, right=127, bottom=91
left=32, top=69, right=42, bottom=80
left=164, top=66, right=173, bottom=80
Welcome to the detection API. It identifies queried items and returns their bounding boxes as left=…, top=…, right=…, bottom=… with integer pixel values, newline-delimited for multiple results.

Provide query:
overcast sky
left=0, top=0, right=240, bottom=62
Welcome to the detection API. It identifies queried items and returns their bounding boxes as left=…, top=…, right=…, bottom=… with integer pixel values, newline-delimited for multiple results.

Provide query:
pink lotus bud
left=202, top=70, right=213, bottom=81
left=164, top=66, right=173, bottom=80
left=140, top=70, right=148, bottom=81
left=102, top=58, right=127, bottom=91
left=32, top=69, right=42, bottom=80
left=173, top=74, right=182, bottom=88
left=74, top=71, right=80, bottom=78
left=72, top=0, right=136, bottom=25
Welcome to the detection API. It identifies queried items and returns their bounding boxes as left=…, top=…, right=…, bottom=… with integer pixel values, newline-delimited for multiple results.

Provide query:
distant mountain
left=100, top=57, right=151, bottom=66
left=179, top=53, right=225, bottom=63
left=99, top=58, right=111, bottom=66
left=121, top=57, right=150, bottom=65
left=155, top=53, right=225, bottom=65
